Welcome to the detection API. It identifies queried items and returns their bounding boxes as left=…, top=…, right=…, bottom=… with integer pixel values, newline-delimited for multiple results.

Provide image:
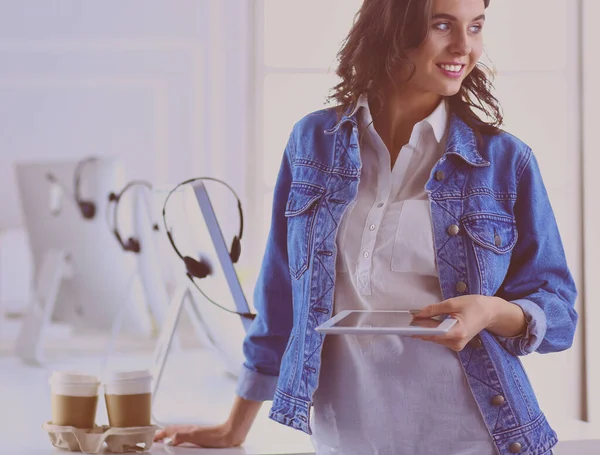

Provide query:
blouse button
left=369, top=224, right=376, bottom=231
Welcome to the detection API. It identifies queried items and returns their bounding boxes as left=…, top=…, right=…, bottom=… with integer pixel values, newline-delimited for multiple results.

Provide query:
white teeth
left=440, top=64, right=462, bottom=73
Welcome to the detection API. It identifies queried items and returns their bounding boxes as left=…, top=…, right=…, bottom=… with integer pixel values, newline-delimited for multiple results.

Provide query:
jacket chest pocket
left=462, top=213, right=518, bottom=294
left=284, top=182, right=325, bottom=280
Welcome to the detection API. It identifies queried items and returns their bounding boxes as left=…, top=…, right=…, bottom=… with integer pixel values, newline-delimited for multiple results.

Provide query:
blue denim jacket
left=236, top=107, right=578, bottom=455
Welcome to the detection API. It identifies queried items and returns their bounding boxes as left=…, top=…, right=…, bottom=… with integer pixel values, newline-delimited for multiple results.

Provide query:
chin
left=438, top=83, right=463, bottom=97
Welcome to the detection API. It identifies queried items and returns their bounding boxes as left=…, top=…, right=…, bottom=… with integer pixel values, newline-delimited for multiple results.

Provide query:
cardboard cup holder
left=42, top=422, right=159, bottom=453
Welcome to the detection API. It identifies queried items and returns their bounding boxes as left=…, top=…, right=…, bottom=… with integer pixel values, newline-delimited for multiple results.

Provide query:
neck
left=370, top=87, right=443, bottom=157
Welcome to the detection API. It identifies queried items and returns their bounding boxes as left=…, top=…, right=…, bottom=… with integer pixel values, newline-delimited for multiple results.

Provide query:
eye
left=433, top=22, right=451, bottom=32
left=469, top=23, right=483, bottom=33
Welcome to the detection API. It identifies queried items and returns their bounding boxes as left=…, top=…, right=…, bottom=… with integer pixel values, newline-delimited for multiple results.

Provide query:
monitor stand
left=16, top=249, right=144, bottom=366
left=15, top=249, right=74, bottom=365
left=150, top=282, right=214, bottom=406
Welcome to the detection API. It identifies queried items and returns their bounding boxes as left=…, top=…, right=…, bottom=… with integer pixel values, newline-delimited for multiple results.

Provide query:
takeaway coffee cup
left=50, top=372, right=101, bottom=428
left=104, top=370, right=152, bottom=428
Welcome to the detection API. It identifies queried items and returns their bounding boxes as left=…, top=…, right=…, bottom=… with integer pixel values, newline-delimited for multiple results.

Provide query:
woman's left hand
left=412, top=295, right=503, bottom=351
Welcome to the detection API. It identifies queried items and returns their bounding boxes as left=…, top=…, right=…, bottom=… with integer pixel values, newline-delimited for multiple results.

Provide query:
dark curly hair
left=329, top=0, right=501, bottom=138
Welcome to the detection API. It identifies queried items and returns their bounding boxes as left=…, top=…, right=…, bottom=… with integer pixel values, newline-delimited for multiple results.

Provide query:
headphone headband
left=162, top=176, right=244, bottom=260
left=73, top=157, right=99, bottom=219
left=108, top=180, right=159, bottom=254
left=45, top=156, right=98, bottom=220
left=162, top=177, right=254, bottom=321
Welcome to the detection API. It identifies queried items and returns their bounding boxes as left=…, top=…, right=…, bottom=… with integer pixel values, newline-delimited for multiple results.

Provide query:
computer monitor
left=13, top=158, right=152, bottom=335
left=126, top=184, right=171, bottom=329
left=151, top=182, right=250, bottom=375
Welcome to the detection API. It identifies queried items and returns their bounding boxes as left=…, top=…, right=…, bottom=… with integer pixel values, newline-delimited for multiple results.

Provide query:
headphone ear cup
left=126, top=237, right=141, bottom=253
left=230, top=236, right=241, bottom=263
left=184, top=256, right=211, bottom=279
left=79, top=201, right=96, bottom=220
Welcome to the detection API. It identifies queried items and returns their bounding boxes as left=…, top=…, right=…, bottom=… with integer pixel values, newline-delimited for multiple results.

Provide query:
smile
left=436, top=63, right=466, bottom=79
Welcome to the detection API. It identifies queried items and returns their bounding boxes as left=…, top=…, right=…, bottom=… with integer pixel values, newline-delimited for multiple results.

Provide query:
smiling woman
left=332, top=0, right=501, bottom=153
left=155, top=1, right=576, bottom=454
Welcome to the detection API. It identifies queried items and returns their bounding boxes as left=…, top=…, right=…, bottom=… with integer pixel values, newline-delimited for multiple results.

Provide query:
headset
left=107, top=180, right=160, bottom=254
left=162, top=177, right=255, bottom=321
left=45, top=156, right=99, bottom=220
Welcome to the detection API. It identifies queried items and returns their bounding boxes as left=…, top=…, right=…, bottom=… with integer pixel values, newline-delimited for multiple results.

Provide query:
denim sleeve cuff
left=497, top=299, right=547, bottom=356
left=235, top=364, right=279, bottom=402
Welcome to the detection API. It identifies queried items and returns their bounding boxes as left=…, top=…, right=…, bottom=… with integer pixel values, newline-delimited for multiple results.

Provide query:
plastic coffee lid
left=104, top=370, right=152, bottom=382
left=50, top=371, right=100, bottom=384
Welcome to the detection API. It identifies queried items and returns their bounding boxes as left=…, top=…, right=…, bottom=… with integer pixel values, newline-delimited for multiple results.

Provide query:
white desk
left=0, top=345, right=314, bottom=455
left=1, top=342, right=598, bottom=455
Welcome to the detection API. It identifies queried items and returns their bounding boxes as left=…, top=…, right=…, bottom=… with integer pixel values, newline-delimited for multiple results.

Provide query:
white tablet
left=315, top=310, right=457, bottom=335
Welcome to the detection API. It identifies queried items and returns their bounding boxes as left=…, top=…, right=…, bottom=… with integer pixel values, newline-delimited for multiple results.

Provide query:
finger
left=414, top=335, right=444, bottom=344
left=154, top=429, right=168, bottom=442
left=409, top=318, right=441, bottom=329
left=414, top=300, right=455, bottom=318
left=173, top=429, right=208, bottom=448
left=170, top=432, right=190, bottom=447
left=412, top=335, right=437, bottom=342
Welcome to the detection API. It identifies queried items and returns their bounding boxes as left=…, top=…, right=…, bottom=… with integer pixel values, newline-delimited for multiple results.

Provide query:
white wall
left=0, top=0, right=254, bottom=309
left=0, top=0, right=252, bottom=229
left=583, top=0, right=600, bottom=424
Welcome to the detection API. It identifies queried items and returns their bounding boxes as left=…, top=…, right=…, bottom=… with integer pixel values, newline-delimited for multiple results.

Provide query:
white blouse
left=310, top=97, right=497, bottom=455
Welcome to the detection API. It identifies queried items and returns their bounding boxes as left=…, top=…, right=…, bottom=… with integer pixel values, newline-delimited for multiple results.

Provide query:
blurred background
left=0, top=0, right=598, bottom=453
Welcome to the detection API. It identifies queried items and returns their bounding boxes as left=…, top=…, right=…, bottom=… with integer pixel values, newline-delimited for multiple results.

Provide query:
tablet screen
left=334, top=311, right=443, bottom=329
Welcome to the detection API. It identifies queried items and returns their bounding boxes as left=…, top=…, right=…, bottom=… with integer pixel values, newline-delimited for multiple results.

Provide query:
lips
left=437, top=63, right=465, bottom=73
left=436, top=63, right=466, bottom=79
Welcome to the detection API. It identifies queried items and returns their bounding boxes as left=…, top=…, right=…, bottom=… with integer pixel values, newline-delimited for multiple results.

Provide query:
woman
left=155, top=0, right=577, bottom=453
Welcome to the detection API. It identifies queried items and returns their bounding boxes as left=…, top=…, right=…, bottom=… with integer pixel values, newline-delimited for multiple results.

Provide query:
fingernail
left=164, top=437, right=173, bottom=446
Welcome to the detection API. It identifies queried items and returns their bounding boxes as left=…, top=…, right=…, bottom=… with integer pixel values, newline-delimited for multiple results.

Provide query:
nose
left=449, top=29, right=471, bottom=56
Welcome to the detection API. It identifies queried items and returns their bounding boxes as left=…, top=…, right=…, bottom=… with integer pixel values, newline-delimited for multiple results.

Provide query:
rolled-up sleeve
left=235, top=133, right=295, bottom=401
left=496, top=148, right=578, bottom=356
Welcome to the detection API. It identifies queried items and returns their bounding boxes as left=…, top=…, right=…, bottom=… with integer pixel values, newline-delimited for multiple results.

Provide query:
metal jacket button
left=509, top=442, right=522, bottom=453
left=468, top=337, right=483, bottom=349
left=435, top=170, right=445, bottom=181
left=456, top=281, right=467, bottom=293
left=447, top=224, right=460, bottom=236
left=491, top=395, right=506, bottom=406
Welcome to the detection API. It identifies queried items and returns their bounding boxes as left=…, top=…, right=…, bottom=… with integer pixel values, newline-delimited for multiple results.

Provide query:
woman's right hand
left=153, top=422, right=243, bottom=448
left=153, top=395, right=263, bottom=448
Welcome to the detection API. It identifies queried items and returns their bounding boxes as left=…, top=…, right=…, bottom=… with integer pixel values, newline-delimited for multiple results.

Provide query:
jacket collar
left=445, top=114, right=490, bottom=167
left=325, top=97, right=491, bottom=168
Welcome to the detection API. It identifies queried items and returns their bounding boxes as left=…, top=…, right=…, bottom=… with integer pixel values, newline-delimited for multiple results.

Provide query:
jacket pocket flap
left=284, top=183, right=325, bottom=217
left=462, top=213, right=518, bottom=254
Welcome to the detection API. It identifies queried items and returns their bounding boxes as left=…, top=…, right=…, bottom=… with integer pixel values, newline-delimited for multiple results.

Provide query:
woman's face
left=403, top=0, right=486, bottom=97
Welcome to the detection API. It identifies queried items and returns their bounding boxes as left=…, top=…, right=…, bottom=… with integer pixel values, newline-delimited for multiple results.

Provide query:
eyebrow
left=432, top=13, right=486, bottom=22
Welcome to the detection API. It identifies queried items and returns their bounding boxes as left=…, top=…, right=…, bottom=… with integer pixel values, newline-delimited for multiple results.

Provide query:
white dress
left=310, top=97, right=498, bottom=455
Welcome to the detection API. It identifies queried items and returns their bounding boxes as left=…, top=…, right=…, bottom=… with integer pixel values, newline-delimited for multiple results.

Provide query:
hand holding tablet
left=315, top=310, right=457, bottom=336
